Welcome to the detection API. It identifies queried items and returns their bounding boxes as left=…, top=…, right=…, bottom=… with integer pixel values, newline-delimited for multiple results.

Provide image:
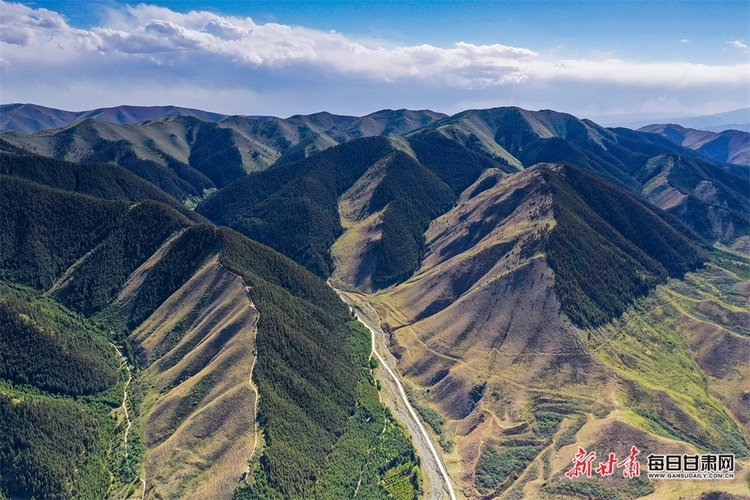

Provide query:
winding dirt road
left=335, top=293, right=457, bottom=500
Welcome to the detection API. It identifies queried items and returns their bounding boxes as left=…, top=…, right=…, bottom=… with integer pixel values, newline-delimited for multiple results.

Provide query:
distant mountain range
left=638, top=123, right=749, bottom=166
left=0, top=103, right=231, bottom=134
left=1, top=103, right=749, bottom=500
left=596, top=107, right=750, bottom=133
left=2, top=104, right=747, bottom=169
left=4, top=102, right=748, bottom=134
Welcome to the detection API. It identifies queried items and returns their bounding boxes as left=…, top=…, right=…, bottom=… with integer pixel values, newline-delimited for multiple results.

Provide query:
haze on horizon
left=1, top=0, right=748, bottom=124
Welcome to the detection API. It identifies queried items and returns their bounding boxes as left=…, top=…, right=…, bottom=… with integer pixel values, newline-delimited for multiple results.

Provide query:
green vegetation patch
left=160, top=371, right=220, bottom=440
left=199, top=136, right=392, bottom=277
left=0, top=285, right=122, bottom=500
left=534, top=410, right=565, bottom=438
left=555, top=414, right=588, bottom=450
left=52, top=201, right=191, bottom=315
left=416, top=401, right=445, bottom=437
left=0, top=394, right=114, bottom=500
left=370, top=151, right=455, bottom=286
left=312, top=320, right=419, bottom=500
left=0, top=282, right=119, bottom=396
left=475, top=392, right=593, bottom=494
left=235, top=317, right=419, bottom=499
left=475, top=444, right=542, bottom=493
left=544, top=481, right=623, bottom=500
left=543, top=164, right=707, bottom=327
left=382, top=462, right=420, bottom=500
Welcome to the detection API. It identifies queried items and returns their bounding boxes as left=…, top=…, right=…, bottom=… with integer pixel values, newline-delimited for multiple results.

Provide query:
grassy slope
left=531, top=251, right=750, bottom=500
left=355, top=165, right=747, bottom=499
left=129, top=248, right=259, bottom=499
left=592, top=252, right=750, bottom=456
left=0, top=173, right=215, bottom=499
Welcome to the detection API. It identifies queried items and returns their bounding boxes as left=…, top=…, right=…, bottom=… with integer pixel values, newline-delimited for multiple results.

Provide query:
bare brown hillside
left=331, top=164, right=750, bottom=499
left=130, top=253, right=258, bottom=500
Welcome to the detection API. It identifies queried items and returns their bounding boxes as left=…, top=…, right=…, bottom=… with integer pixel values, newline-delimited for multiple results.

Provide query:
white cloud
left=533, top=59, right=748, bottom=88
left=204, top=18, right=251, bottom=40
left=0, top=1, right=748, bottom=117
left=681, top=39, right=689, bottom=43
left=727, top=40, right=749, bottom=53
left=0, top=1, right=541, bottom=86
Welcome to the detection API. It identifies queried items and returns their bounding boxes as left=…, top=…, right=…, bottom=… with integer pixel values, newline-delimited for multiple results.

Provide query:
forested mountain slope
left=0, top=108, right=444, bottom=201
left=3, top=104, right=746, bottom=245
left=1, top=104, right=749, bottom=500
left=0, top=161, right=419, bottom=499
left=0, top=283, right=122, bottom=500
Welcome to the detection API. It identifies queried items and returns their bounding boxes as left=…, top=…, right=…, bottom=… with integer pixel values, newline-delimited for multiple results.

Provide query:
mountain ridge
left=638, top=123, right=750, bottom=166
left=0, top=166, right=422, bottom=499
left=1, top=102, right=749, bottom=500
left=0, top=103, right=231, bottom=134
left=596, top=107, right=750, bottom=133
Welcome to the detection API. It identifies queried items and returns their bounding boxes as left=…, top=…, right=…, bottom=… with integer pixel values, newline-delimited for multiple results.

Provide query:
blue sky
left=1, top=0, right=748, bottom=121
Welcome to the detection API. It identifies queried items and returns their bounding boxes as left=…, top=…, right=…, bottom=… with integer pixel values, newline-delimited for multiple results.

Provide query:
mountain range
left=638, top=123, right=749, bottom=167
left=0, top=104, right=749, bottom=500
left=599, top=108, right=750, bottom=133
left=0, top=103, right=232, bottom=135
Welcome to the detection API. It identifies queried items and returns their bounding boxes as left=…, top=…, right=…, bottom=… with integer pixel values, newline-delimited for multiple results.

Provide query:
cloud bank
left=1, top=1, right=748, bottom=117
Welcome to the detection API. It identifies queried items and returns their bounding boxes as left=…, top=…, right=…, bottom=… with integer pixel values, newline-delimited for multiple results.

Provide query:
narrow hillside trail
left=242, top=285, right=261, bottom=482
left=111, top=344, right=147, bottom=500
left=334, top=291, right=458, bottom=500
left=217, top=259, right=261, bottom=484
